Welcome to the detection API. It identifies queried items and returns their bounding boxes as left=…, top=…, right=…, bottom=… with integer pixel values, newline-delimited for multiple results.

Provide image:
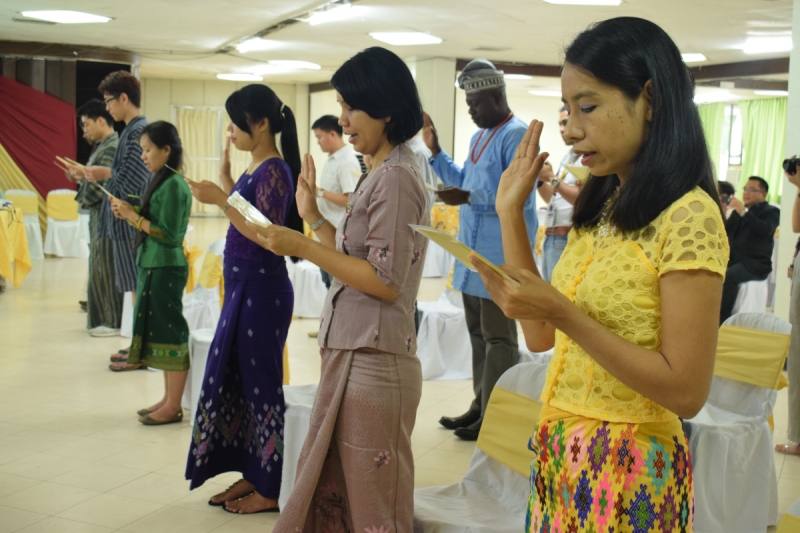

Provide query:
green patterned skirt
left=128, top=266, right=190, bottom=371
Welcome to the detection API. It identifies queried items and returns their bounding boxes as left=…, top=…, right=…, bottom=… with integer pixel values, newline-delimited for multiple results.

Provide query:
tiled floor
left=0, top=216, right=797, bottom=532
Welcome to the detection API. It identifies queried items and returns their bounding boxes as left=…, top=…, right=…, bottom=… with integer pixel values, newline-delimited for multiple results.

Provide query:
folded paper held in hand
left=565, top=165, right=590, bottom=184
left=410, top=225, right=515, bottom=282
left=228, top=191, right=272, bottom=228
left=93, top=183, right=117, bottom=200
left=424, top=182, right=439, bottom=193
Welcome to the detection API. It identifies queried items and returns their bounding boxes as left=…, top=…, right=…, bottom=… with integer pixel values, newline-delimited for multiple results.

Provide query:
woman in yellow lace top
left=471, top=18, right=729, bottom=532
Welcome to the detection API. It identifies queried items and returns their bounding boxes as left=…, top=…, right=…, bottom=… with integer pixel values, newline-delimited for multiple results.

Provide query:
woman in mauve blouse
left=250, top=47, right=429, bottom=532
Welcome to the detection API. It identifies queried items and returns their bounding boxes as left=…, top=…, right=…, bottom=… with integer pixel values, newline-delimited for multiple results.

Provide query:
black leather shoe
left=439, top=410, right=481, bottom=430
left=454, top=419, right=482, bottom=441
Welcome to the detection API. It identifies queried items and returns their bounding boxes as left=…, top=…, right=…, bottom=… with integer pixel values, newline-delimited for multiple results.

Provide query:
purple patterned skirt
left=185, top=258, right=293, bottom=499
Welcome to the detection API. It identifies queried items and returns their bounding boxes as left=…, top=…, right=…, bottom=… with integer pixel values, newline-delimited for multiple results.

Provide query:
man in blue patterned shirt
left=423, top=59, right=537, bottom=440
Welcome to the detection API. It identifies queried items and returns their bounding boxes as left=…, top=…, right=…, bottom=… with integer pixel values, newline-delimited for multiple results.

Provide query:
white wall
left=453, top=91, right=569, bottom=209
left=308, top=89, right=344, bottom=177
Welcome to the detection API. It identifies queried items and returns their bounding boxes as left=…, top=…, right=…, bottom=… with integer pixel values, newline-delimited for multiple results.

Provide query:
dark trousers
left=720, top=262, right=766, bottom=324
left=462, top=293, right=519, bottom=417
left=320, top=268, right=332, bottom=290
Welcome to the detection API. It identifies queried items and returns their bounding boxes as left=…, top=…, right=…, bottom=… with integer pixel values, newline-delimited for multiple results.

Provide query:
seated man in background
left=720, top=176, right=780, bottom=323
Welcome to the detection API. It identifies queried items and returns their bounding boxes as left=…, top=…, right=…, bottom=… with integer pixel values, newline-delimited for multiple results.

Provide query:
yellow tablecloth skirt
left=0, top=208, right=32, bottom=287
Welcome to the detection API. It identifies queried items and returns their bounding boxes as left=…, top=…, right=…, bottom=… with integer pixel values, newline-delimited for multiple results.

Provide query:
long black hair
left=137, top=121, right=182, bottom=248
left=568, top=17, right=721, bottom=232
left=330, top=47, right=423, bottom=145
left=225, top=84, right=303, bottom=237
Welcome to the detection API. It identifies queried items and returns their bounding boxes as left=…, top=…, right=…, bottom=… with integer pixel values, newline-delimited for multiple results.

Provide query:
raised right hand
left=496, top=120, right=549, bottom=215
left=296, top=154, right=322, bottom=223
left=422, top=112, right=441, bottom=156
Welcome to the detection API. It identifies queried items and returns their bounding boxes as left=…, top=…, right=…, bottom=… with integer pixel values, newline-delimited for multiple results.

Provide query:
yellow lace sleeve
left=658, top=189, right=729, bottom=277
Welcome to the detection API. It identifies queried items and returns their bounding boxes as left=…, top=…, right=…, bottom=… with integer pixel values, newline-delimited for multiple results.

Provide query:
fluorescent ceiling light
left=236, top=38, right=280, bottom=53
left=754, top=90, right=789, bottom=96
left=694, top=90, right=733, bottom=104
left=20, top=10, right=110, bottom=23
left=268, top=60, right=321, bottom=70
left=743, top=37, right=793, bottom=54
left=542, top=0, right=621, bottom=5
left=529, top=90, right=562, bottom=97
left=303, top=4, right=367, bottom=25
left=505, top=74, right=533, bottom=80
left=681, top=53, right=707, bottom=63
left=217, top=73, right=263, bottom=82
left=369, top=32, right=442, bottom=46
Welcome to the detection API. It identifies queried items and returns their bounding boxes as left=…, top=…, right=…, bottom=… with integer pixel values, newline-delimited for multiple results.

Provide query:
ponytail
left=277, top=104, right=304, bottom=237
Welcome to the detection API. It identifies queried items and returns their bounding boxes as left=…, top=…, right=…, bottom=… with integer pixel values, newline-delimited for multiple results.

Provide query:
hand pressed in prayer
left=497, top=120, right=549, bottom=215
left=422, top=112, right=441, bottom=157
left=297, top=154, right=323, bottom=223
left=110, top=198, right=135, bottom=221
left=435, top=186, right=470, bottom=206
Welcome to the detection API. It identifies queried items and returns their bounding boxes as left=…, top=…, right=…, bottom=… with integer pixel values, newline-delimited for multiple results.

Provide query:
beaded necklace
left=469, top=113, right=514, bottom=164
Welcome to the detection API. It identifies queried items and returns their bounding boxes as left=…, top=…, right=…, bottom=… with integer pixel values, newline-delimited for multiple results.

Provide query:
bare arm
left=793, top=193, right=800, bottom=234
left=219, top=137, right=235, bottom=194
left=543, top=181, right=581, bottom=205
left=320, top=190, right=350, bottom=208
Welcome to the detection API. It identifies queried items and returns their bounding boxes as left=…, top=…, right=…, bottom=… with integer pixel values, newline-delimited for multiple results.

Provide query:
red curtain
left=0, top=76, right=76, bottom=197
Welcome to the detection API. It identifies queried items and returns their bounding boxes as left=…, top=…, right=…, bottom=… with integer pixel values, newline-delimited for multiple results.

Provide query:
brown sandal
left=109, top=361, right=145, bottom=372
left=775, top=442, right=800, bottom=456
left=110, top=349, right=130, bottom=362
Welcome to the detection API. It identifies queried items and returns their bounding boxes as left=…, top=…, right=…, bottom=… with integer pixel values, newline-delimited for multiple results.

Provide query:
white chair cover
left=417, top=291, right=472, bottom=380
left=732, top=279, right=769, bottom=314
left=181, top=328, right=215, bottom=418
left=43, top=189, right=89, bottom=258
left=422, top=242, right=453, bottom=278
left=286, top=258, right=328, bottom=318
left=278, top=383, right=319, bottom=511
left=120, top=292, right=134, bottom=338
left=518, top=347, right=554, bottom=366
left=5, top=189, right=43, bottom=260
left=183, top=238, right=225, bottom=332
left=413, top=361, right=548, bottom=532
left=687, top=312, right=791, bottom=533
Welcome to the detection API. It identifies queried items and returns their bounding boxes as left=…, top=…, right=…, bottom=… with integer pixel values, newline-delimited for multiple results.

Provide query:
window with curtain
left=697, top=102, right=726, bottom=180
left=739, top=97, right=787, bottom=203
left=174, top=107, right=253, bottom=215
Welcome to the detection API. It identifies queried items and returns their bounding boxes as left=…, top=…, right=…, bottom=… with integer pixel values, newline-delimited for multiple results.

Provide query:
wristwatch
left=550, top=177, right=561, bottom=190
left=316, top=188, right=325, bottom=198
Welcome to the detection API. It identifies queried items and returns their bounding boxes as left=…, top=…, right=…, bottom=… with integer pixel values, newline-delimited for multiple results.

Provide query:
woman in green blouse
left=110, top=121, right=192, bottom=425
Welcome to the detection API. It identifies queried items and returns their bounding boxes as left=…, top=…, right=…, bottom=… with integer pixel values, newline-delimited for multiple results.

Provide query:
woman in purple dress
left=184, top=84, right=303, bottom=514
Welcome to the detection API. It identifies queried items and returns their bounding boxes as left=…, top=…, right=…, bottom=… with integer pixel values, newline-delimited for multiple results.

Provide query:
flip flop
left=109, top=361, right=145, bottom=372
left=775, top=443, right=800, bottom=456
left=110, top=349, right=130, bottom=362
left=208, top=480, right=252, bottom=507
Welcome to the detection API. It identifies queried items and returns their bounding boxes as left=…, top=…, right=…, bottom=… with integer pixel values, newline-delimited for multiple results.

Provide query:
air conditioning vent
left=12, top=17, right=56, bottom=25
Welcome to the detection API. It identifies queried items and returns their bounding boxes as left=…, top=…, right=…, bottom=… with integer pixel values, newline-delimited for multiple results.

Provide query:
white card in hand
left=410, top=225, right=514, bottom=281
left=228, top=191, right=272, bottom=228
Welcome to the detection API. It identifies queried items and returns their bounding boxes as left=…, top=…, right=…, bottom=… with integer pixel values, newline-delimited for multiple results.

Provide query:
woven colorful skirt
left=526, top=404, right=693, bottom=533
left=128, top=266, right=189, bottom=371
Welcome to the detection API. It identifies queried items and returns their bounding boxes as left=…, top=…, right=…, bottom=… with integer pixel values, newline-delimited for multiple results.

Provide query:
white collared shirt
left=317, top=145, right=362, bottom=228
left=546, top=148, right=582, bottom=228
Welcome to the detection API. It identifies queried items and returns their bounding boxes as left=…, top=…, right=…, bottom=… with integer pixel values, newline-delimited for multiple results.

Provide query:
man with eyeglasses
left=720, top=175, right=780, bottom=323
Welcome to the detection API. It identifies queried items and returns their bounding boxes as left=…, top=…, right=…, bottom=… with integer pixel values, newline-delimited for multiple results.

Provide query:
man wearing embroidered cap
left=423, top=58, right=537, bottom=440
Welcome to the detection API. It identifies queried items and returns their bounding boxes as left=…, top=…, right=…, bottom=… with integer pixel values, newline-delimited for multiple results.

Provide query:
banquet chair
left=285, top=257, right=328, bottom=318
left=686, top=312, right=791, bottom=533
left=422, top=242, right=453, bottom=278
left=777, top=497, right=800, bottom=533
left=732, top=279, right=769, bottom=314
left=43, top=189, right=88, bottom=258
left=416, top=289, right=472, bottom=380
left=4, top=189, right=43, bottom=260
left=183, top=238, right=225, bottom=332
left=414, top=361, right=549, bottom=532
left=278, top=382, right=319, bottom=510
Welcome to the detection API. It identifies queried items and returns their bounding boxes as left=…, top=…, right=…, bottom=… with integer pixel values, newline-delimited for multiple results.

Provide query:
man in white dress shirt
left=312, top=115, right=361, bottom=289
left=537, top=107, right=583, bottom=282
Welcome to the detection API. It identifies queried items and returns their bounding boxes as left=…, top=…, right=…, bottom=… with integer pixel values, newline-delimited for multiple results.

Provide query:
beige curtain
left=175, top=108, right=257, bottom=215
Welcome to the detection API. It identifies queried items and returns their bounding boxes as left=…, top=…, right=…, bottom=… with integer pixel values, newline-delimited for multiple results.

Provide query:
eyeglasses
left=742, top=187, right=764, bottom=193
left=103, top=96, right=118, bottom=105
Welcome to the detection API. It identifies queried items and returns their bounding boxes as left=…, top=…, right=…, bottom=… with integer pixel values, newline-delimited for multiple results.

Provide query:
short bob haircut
left=330, top=47, right=423, bottom=145
left=568, top=17, right=721, bottom=233
left=98, top=71, right=142, bottom=108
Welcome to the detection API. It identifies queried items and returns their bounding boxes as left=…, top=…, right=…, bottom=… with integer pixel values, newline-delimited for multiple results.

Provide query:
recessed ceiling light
left=505, top=74, right=533, bottom=80
left=20, top=10, right=110, bottom=23
left=529, top=90, right=562, bottom=97
left=217, top=73, right=264, bottom=82
left=681, top=53, right=707, bottom=63
left=754, top=90, right=789, bottom=96
left=235, top=38, right=280, bottom=54
left=743, top=37, right=793, bottom=54
left=302, top=4, right=367, bottom=26
left=369, top=32, right=442, bottom=46
left=542, top=0, right=621, bottom=5
left=268, top=60, right=321, bottom=70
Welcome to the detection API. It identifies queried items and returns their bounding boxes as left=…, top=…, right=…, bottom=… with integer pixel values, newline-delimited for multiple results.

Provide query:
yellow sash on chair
left=476, top=387, right=542, bottom=477
left=197, top=252, right=225, bottom=309
left=5, top=193, right=38, bottom=216
left=183, top=241, right=202, bottom=293
left=715, top=325, right=791, bottom=431
left=46, top=193, right=79, bottom=221
left=777, top=513, right=800, bottom=533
